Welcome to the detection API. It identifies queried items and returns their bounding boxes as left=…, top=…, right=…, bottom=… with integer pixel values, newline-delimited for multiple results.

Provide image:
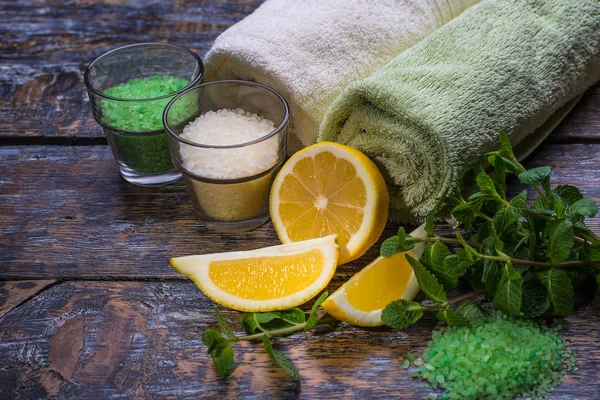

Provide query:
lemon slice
left=170, top=235, right=339, bottom=312
left=270, top=142, right=389, bottom=265
left=321, top=225, right=427, bottom=326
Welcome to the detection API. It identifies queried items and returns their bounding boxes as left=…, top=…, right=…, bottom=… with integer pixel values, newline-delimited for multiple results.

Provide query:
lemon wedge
left=269, top=142, right=389, bottom=265
left=321, top=225, right=427, bottom=326
left=170, top=235, right=338, bottom=312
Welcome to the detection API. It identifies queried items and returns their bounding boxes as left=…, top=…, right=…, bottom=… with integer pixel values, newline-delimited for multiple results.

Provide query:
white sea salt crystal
left=179, top=108, right=278, bottom=180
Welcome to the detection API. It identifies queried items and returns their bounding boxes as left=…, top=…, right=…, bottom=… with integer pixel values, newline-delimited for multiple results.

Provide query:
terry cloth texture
left=319, top=0, right=600, bottom=223
left=204, top=0, right=480, bottom=152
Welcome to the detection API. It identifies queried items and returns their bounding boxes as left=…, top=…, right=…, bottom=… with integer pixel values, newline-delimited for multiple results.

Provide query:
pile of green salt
left=402, top=313, right=575, bottom=400
left=101, top=75, right=190, bottom=174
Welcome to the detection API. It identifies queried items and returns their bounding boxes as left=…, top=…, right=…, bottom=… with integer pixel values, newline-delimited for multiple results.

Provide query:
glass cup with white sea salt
left=163, top=80, right=289, bottom=232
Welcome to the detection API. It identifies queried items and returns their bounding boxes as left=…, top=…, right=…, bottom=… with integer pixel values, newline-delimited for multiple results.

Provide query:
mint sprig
left=202, top=292, right=333, bottom=380
left=380, top=131, right=600, bottom=328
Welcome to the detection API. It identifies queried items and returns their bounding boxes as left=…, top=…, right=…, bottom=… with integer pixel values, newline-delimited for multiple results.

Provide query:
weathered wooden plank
left=1, top=143, right=599, bottom=279
left=549, top=85, right=600, bottom=141
left=0, top=281, right=597, bottom=399
left=0, top=0, right=264, bottom=139
left=0, top=280, right=56, bottom=318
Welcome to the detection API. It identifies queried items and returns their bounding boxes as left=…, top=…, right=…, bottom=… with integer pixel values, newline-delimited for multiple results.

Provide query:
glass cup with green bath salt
left=163, top=80, right=290, bottom=233
left=84, top=43, right=204, bottom=186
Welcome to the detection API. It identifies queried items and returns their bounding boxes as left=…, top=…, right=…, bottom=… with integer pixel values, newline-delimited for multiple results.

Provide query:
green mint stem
left=421, top=304, right=448, bottom=311
left=431, top=236, right=596, bottom=268
left=235, top=317, right=337, bottom=342
left=480, top=254, right=597, bottom=269
left=476, top=211, right=493, bottom=222
left=575, top=229, right=600, bottom=244
left=525, top=209, right=553, bottom=221
left=421, top=291, right=488, bottom=312
left=522, top=211, right=595, bottom=244
left=447, top=290, right=488, bottom=305
left=532, top=184, right=550, bottom=204
left=510, top=156, right=551, bottom=204
left=420, top=236, right=482, bottom=249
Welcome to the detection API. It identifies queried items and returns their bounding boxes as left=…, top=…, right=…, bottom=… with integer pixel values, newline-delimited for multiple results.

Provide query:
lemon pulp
left=209, top=249, right=325, bottom=300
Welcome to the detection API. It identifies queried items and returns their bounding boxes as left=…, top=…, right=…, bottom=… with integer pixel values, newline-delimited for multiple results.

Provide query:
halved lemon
left=270, top=142, right=389, bottom=265
left=321, top=225, right=426, bottom=326
left=170, top=235, right=339, bottom=312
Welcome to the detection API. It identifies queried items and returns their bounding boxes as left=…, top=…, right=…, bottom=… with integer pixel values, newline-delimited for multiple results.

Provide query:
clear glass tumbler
left=84, top=43, right=204, bottom=186
left=163, top=80, right=290, bottom=232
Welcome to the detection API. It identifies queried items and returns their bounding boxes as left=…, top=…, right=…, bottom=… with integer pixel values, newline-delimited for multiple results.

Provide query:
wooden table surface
left=1, top=1, right=599, bottom=398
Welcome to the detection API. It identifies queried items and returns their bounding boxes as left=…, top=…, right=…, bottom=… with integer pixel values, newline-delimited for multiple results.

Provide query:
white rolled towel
left=204, top=0, right=480, bottom=152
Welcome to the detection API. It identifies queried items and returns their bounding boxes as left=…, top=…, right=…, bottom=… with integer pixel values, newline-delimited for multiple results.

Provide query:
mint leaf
left=481, top=236, right=502, bottom=294
left=463, top=266, right=487, bottom=292
left=202, top=329, right=236, bottom=377
left=566, top=269, right=587, bottom=288
left=436, top=308, right=470, bottom=326
left=549, top=191, right=566, bottom=218
left=305, top=292, right=328, bottom=330
left=421, top=242, right=458, bottom=290
left=531, top=196, right=553, bottom=214
left=381, top=299, right=424, bottom=329
left=241, top=312, right=281, bottom=334
left=481, top=260, right=502, bottom=294
left=509, top=189, right=528, bottom=212
left=491, top=155, right=508, bottom=199
left=546, top=219, right=574, bottom=264
left=493, top=261, right=522, bottom=316
left=518, top=166, right=551, bottom=186
left=582, top=242, right=600, bottom=262
left=474, top=220, right=493, bottom=243
left=443, top=255, right=470, bottom=281
left=496, top=155, right=521, bottom=174
left=454, top=300, right=486, bottom=326
left=537, top=269, right=574, bottom=316
left=521, top=272, right=550, bottom=318
left=451, top=201, right=481, bottom=228
left=215, top=307, right=237, bottom=340
left=425, top=211, right=436, bottom=236
left=380, top=236, right=401, bottom=257
left=567, top=198, right=599, bottom=218
left=406, top=255, right=448, bottom=303
left=456, top=232, right=478, bottom=255
left=476, top=172, right=498, bottom=198
left=262, top=335, right=300, bottom=381
left=380, top=227, right=416, bottom=257
left=553, top=185, right=583, bottom=207
left=421, top=242, right=451, bottom=268
left=573, top=220, right=589, bottom=230
left=281, top=308, right=306, bottom=325
left=397, top=226, right=417, bottom=250
left=498, top=131, right=515, bottom=160
left=455, top=232, right=478, bottom=269
left=493, top=190, right=527, bottom=236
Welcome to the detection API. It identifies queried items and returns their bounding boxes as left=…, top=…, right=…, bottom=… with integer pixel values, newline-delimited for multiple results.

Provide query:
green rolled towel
left=319, top=0, right=600, bottom=223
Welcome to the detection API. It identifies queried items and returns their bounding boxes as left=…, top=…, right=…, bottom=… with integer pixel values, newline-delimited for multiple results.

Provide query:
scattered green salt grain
left=405, top=312, right=575, bottom=400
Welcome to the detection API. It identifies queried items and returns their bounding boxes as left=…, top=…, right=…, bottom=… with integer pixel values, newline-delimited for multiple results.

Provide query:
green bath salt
left=101, top=75, right=190, bottom=174
left=408, top=313, right=575, bottom=400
